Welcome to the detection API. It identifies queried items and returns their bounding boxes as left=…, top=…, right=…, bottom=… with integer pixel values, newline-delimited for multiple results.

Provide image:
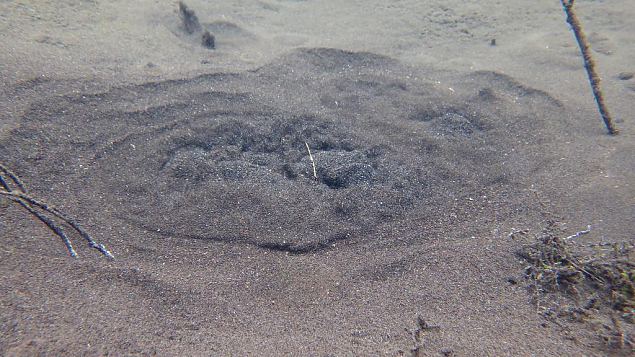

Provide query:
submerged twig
left=560, top=0, right=619, bottom=135
left=0, top=163, right=27, bottom=192
left=8, top=196, right=78, bottom=257
left=0, top=163, right=114, bottom=259
left=304, top=142, right=318, bottom=179
left=564, top=224, right=592, bottom=241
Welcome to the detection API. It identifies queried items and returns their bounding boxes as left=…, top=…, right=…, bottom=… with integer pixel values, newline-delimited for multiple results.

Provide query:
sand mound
left=2, top=48, right=572, bottom=253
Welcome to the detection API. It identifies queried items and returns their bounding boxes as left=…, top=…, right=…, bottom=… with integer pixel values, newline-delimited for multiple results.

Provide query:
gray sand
left=1, top=1, right=633, bottom=355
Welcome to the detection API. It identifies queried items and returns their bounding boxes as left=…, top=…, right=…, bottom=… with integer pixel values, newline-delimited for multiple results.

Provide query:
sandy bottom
left=1, top=1, right=633, bottom=356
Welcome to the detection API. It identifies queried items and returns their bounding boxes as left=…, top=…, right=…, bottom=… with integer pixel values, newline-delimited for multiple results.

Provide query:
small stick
left=7, top=196, right=78, bottom=257
left=568, top=259, right=604, bottom=283
left=304, top=142, right=318, bottom=179
left=560, top=0, right=619, bottom=135
left=0, top=190, right=114, bottom=259
left=0, top=163, right=114, bottom=259
left=564, top=224, right=591, bottom=241
left=0, top=163, right=27, bottom=192
left=0, top=175, right=10, bottom=192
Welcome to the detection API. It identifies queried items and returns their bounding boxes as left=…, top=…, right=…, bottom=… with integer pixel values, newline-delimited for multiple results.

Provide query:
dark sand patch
left=2, top=48, right=570, bottom=253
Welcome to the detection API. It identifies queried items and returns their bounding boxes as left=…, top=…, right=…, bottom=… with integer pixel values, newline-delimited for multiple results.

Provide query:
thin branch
left=304, top=142, right=318, bottom=179
left=560, top=0, right=619, bottom=135
left=0, top=163, right=27, bottom=192
left=0, top=190, right=114, bottom=259
left=6, top=195, right=78, bottom=257
left=564, top=224, right=591, bottom=241
left=1, top=164, right=114, bottom=259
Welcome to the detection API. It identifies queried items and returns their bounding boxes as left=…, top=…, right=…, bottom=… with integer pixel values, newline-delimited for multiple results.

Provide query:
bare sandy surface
left=1, top=1, right=633, bottom=356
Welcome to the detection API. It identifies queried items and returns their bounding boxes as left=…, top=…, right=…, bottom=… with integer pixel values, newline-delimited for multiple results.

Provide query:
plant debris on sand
left=517, top=221, right=634, bottom=353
